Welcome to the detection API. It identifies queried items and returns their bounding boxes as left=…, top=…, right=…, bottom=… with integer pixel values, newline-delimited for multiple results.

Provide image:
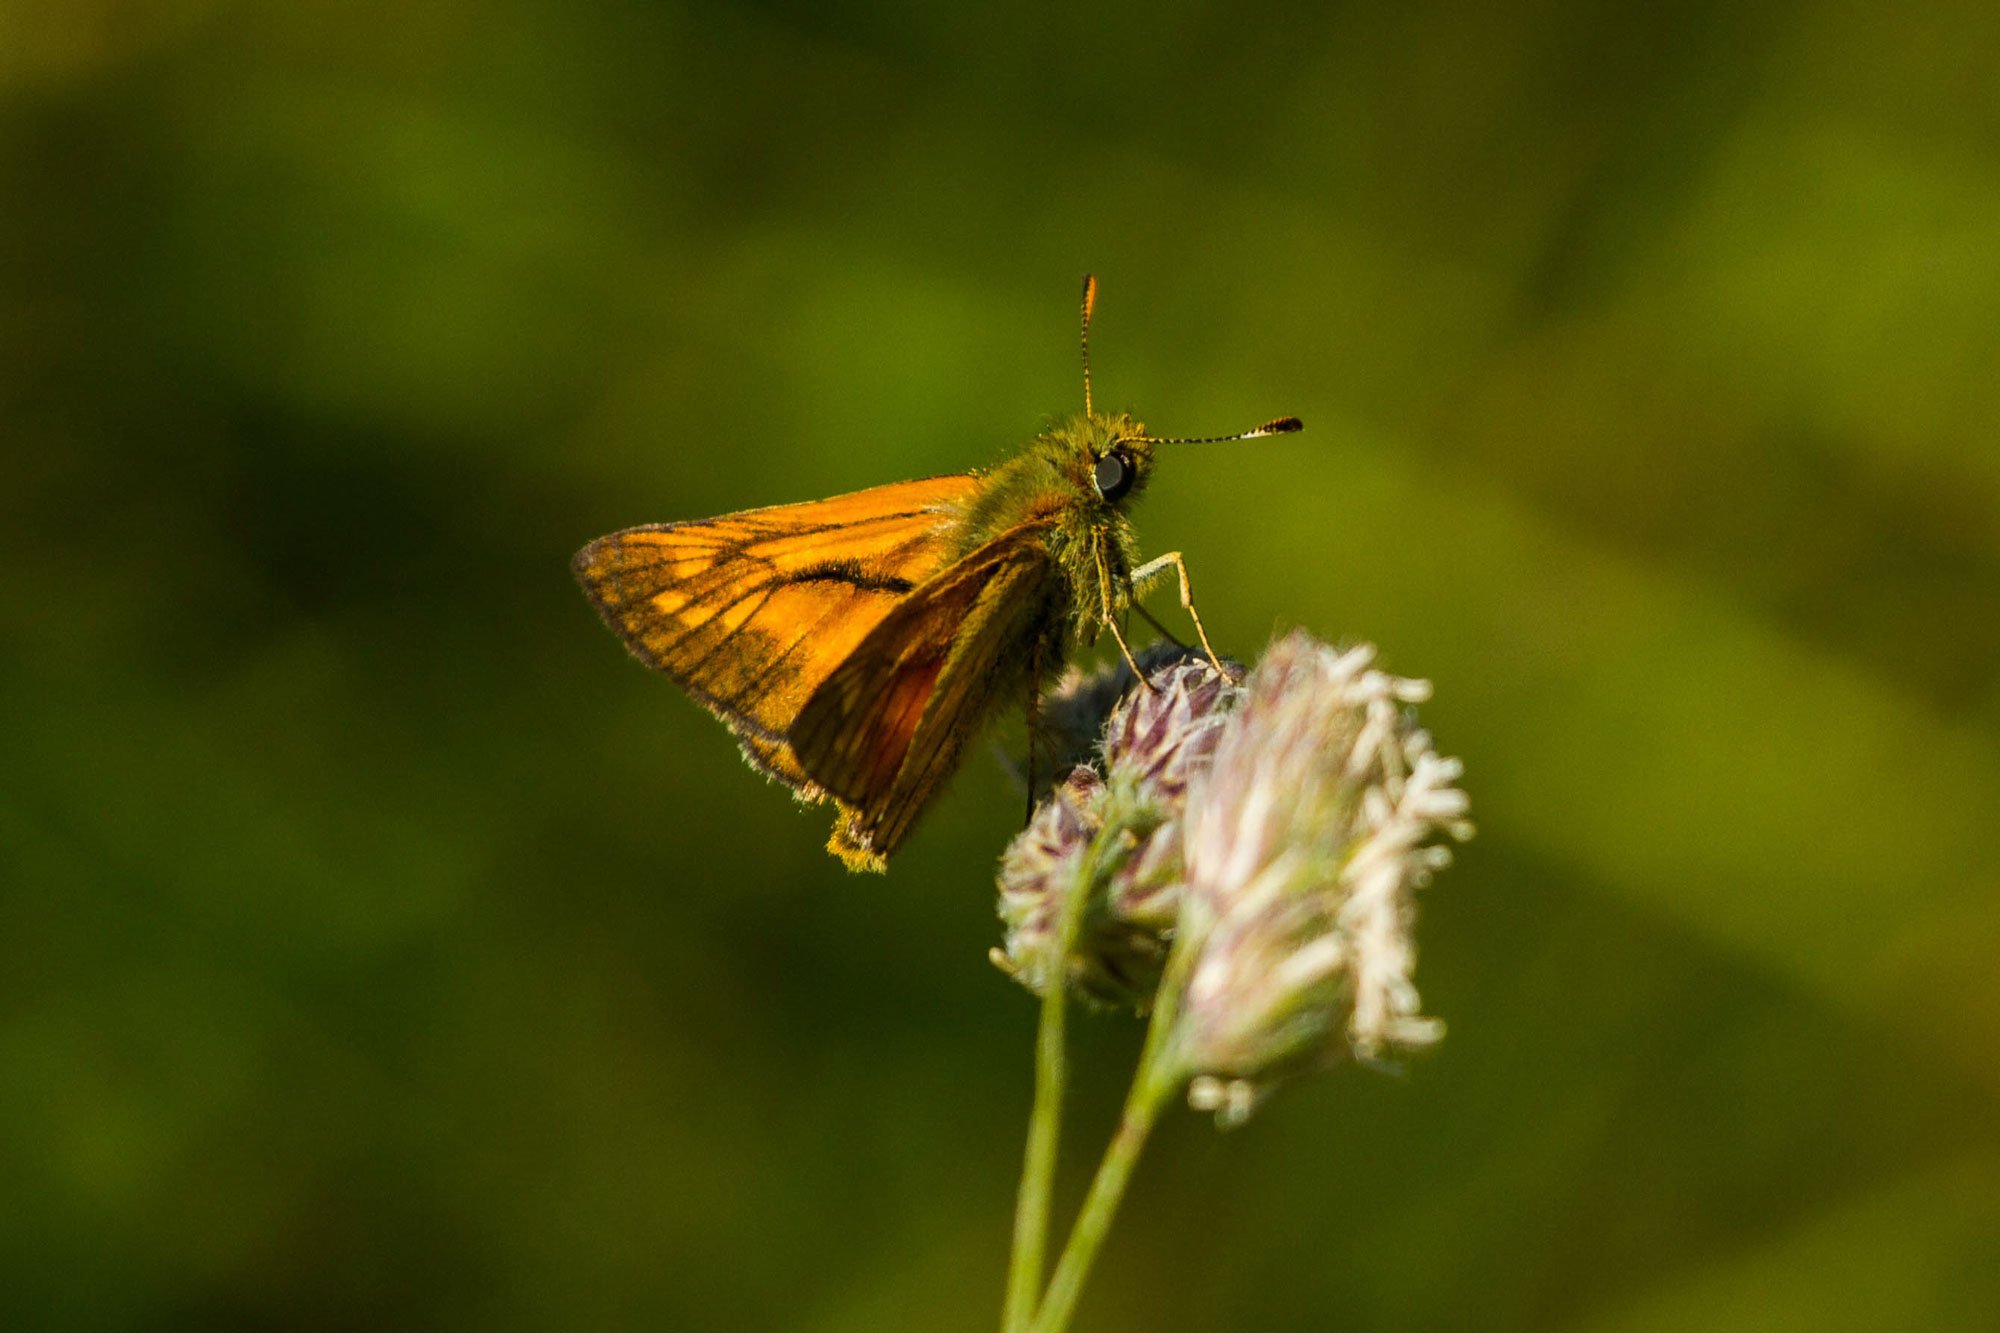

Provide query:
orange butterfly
left=573, top=277, right=1299, bottom=870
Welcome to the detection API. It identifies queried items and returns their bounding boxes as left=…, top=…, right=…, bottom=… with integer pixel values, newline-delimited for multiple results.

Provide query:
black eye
left=1092, top=450, right=1133, bottom=502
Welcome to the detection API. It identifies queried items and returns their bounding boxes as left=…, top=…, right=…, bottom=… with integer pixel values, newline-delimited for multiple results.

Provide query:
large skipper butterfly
left=573, top=277, right=1299, bottom=870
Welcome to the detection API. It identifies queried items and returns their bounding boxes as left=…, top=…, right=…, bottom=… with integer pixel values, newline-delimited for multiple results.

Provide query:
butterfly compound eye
left=1093, top=450, right=1134, bottom=502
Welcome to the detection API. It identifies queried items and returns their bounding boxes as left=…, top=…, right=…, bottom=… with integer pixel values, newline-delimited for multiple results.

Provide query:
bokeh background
left=5, top=1, right=1999, bottom=1328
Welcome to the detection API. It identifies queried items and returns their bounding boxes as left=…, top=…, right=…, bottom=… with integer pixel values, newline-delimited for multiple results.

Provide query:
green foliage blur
left=5, top=1, right=1999, bottom=1328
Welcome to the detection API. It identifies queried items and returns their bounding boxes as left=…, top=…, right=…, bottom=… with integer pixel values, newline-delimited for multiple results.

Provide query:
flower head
left=993, top=766, right=1107, bottom=997
left=993, top=649, right=1243, bottom=1009
left=1100, top=657, right=1242, bottom=932
left=1033, top=641, right=1213, bottom=789
left=1165, top=631, right=1472, bottom=1125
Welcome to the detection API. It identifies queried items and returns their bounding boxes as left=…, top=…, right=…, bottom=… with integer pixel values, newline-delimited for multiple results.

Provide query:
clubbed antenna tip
left=1127, top=416, right=1305, bottom=447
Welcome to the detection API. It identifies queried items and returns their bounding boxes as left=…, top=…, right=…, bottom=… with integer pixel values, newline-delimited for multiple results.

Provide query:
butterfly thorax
left=952, top=412, right=1151, bottom=643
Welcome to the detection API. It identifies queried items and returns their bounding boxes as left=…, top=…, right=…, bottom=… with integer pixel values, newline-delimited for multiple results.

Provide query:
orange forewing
left=571, top=474, right=980, bottom=792
left=793, top=523, right=1061, bottom=865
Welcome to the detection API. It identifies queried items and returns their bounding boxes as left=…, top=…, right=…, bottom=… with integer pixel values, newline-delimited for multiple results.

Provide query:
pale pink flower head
left=1166, top=631, right=1472, bottom=1126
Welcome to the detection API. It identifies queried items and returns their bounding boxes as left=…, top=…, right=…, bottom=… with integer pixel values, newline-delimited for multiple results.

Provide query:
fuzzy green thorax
left=953, top=411, right=1154, bottom=639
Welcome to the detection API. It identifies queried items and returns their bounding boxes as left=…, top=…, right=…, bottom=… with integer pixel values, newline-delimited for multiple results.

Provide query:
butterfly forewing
left=572, top=475, right=981, bottom=789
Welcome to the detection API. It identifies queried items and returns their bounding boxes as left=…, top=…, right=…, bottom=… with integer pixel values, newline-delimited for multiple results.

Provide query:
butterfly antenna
left=1080, top=274, right=1098, bottom=417
left=1125, top=416, right=1303, bottom=446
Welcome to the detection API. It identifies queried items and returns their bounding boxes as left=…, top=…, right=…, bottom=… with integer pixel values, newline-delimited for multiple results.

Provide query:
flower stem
left=1026, top=940, right=1186, bottom=1333
left=1028, top=1053, right=1175, bottom=1333
left=1002, top=943, right=1070, bottom=1330
left=1002, top=825, right=1117, bottom=1332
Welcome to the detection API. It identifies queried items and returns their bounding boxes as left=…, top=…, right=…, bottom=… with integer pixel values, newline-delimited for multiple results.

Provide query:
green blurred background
left=5, top=1, right=1999, bottom=1328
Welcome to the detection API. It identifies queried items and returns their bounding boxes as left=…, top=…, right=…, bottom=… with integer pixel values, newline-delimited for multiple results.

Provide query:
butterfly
left=572, top=277, right=1300, bottom=871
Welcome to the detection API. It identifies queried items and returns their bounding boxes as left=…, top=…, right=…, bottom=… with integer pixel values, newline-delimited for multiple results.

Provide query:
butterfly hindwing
left=571, top=475, right=981, bottom=791
left=791, top=522, right=1066, bottom=866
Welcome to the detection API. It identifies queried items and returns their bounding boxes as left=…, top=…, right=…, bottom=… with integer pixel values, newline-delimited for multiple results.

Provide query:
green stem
left=1027, top=1055, right=1175, bottom=1333
left=1025, top=911, right=1197, bottom=1333
left=1002, top=941, right=1070, bottom=1330
left=1002, top=827, right=1116, bottom=1333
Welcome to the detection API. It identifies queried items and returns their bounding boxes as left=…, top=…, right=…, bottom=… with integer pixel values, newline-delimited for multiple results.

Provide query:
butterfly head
left=1072, top=276, right=1300, bottom=514
left=1074, top=411, right=1154, bottom=511
left=1058, top=410, right=1303, bottom=514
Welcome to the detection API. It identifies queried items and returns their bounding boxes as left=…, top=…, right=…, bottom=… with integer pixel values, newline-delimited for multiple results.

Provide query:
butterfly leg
left=1130, top=550, right=1235, bottom=680
left=1095, top=546, right=1154, bottom=691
